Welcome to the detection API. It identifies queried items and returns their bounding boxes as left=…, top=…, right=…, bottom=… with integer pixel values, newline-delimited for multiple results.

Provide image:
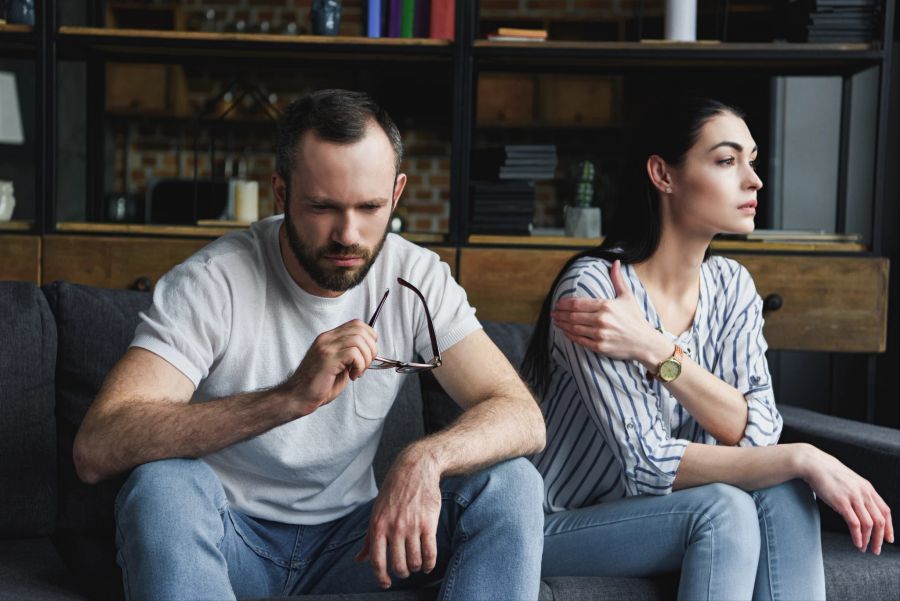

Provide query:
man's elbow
left=526, top=399, right=547, bottom=454
left=72, top=430, right=107, bottom=484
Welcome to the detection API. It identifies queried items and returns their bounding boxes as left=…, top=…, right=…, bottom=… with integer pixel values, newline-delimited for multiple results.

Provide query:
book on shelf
left=414, top=0, right=431, bottom=37
left=401, top=0, right=415, bottom=38
left=367, top=0, right=382, bottom=37
left=429, top=0, right=454, bottom=40
left=486, top=27, right=547, bottom=42
left=388, top=0, right=402, bottom=37
left=469, top=222, right=534, bottom=235
left=487, top=35, right=546, bottom=42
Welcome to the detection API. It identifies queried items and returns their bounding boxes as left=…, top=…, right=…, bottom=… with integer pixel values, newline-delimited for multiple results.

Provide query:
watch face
left=659, top=360, right=681, bottom=382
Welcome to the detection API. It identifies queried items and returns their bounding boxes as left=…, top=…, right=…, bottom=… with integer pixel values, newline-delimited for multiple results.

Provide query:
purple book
left=388, top=0, right=402, bottom=37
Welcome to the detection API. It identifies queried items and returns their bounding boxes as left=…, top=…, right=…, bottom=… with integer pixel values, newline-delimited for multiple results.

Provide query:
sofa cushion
left=0, top=282, right=57, bottom=538
left=42, top=282, right=152, bottom=537
left=821, top=531, right=900, bottom=601
left=0, top=537, right=85, bottom=601
left=422, top=322, right=533, bottom=434
left=42, top=282, right=151, bottom=601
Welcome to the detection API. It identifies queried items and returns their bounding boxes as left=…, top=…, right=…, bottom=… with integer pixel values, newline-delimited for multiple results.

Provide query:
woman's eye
left=749, top=159, right=758, bottom=170
left=718, top=157, right=735, bottom=166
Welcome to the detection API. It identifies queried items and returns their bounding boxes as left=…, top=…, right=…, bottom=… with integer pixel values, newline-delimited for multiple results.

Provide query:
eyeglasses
left=367, top=277, right=442, bottom=374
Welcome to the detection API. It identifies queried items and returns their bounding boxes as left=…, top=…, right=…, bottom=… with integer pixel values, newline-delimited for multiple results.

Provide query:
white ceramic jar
left=0, top=181, right=16, bottom=221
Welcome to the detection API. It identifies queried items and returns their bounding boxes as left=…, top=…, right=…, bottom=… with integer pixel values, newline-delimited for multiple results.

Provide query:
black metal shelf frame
left=4, top=0, right=893, bottom=256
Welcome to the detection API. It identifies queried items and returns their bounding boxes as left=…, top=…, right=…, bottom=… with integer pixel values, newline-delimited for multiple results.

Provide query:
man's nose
left=332, top=212, right=360, bottom=247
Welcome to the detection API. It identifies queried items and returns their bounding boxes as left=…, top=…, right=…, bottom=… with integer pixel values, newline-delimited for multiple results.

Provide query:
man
left=73, top=89, right=546, bottom=601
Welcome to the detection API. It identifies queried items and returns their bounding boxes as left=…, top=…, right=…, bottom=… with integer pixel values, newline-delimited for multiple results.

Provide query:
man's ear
left=646, top=155, right=674, bottom=195
left=391, top=173, right=407, bottom=212
left=273, top=173, right=287, bottom=214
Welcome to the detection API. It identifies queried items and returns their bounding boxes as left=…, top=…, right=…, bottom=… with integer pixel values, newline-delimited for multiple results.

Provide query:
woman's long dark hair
left=521, top=97, right=746, bottom=397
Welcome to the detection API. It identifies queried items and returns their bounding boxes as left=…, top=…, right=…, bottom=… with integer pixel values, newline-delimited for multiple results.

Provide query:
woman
left=522, top=97, right=893, bottom=600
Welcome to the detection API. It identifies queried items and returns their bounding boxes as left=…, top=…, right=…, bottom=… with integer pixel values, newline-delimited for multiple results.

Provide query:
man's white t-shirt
left=130, top=215, right=481, bottom=525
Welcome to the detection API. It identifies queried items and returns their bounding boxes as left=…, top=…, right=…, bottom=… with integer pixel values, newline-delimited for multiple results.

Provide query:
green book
left=400, top=0, right=415, bottom=37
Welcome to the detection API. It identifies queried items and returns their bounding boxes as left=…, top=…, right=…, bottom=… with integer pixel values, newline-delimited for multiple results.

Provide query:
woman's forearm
left=639, top=334, right=749, bottom=445
left=673, top=442, right=806, bottom=491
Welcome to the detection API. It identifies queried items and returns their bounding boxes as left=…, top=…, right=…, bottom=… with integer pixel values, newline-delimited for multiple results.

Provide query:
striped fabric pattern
left=532, top=255, right=783, bottom=514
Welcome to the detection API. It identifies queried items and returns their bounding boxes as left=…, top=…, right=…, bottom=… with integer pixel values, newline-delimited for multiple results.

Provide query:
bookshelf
left=0, top=1, right=896, bottom=424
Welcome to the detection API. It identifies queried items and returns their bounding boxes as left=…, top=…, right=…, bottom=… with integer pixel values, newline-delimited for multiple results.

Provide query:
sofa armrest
left=778, top=404, right=900, bottom=533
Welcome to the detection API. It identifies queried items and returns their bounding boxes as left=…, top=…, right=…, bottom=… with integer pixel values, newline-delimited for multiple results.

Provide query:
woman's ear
left=646, top=155, right=674, bottom=195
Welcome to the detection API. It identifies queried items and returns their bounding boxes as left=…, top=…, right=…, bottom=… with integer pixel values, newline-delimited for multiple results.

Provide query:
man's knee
left=117, top=458, right=223, bottom=519
left=466, top=458, right=544, bottom=533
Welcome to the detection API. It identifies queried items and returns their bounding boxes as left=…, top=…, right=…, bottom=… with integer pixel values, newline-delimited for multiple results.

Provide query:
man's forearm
left=404, top=391, right=546, bottom=479
left=74, top=387, right=297, bottom=483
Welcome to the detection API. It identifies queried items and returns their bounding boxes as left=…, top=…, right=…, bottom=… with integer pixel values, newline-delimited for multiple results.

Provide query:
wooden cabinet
left=40, top=235, right=456, bottom=290
left=42, top=235, right=209, bottom=290
left=458, top=247, right=889, bottom=353
left=0, top=235, right=41, bottom=284
left=730, top=255, right=889, bottom=353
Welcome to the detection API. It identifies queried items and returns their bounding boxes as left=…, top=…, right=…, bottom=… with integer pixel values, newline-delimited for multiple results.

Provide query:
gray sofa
left=1, top=280, right=898, bottom=601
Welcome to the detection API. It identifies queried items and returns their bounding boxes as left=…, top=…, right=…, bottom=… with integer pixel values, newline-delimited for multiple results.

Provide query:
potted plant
left=564, top=160, right=602, bottom=238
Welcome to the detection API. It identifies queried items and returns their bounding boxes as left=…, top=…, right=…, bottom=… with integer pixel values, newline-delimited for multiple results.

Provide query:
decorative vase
left=564, top=206, right=601, bottom=239
left=5, top=0, right=35, bottom=26
left=665, top=0, right=697, bottom=42
left=311, top=0, right=342, bottom=35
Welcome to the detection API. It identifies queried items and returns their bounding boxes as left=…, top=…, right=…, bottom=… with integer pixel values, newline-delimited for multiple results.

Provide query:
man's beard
left=283, top=207, right=389, bottom=293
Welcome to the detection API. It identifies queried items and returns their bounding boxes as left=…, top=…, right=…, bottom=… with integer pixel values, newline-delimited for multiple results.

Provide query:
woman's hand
left=552, top=259, right=668, bottom=364
left=797, top=443, right=894, bottom=554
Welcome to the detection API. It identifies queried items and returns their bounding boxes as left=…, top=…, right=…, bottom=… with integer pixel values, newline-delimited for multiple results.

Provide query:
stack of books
left=486, top=27, right=548, bottom=42
left=788, top=0, right=880, bottom=43
left=367, top=0, right=455, bottom=40
left=469, top=181, right=536, bottom=235
left=499, top=145, right=558, bottom=181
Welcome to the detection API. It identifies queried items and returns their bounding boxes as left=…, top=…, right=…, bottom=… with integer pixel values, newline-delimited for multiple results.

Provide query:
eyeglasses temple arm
left=368, top=289, right=390, bottom=327
left=397, top=277, right=441, bottom=360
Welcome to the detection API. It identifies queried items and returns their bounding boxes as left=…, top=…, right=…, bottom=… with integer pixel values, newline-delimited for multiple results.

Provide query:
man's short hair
left=275, top=89, right=404, bottom=182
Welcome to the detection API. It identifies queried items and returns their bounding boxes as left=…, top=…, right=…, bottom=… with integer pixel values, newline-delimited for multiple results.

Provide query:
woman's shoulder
left=556, top=254, right=618, bottom=300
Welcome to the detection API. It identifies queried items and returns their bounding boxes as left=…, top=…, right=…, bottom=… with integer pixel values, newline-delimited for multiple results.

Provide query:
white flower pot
left=564, top=206, right=601, bottom=239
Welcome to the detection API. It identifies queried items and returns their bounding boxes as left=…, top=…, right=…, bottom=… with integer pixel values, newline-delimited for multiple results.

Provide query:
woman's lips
left=739, top=200, right=757, bottom=214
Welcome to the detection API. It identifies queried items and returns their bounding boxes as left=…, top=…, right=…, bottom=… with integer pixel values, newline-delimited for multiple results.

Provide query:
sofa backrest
left=0, top=282, right=58, bottom=538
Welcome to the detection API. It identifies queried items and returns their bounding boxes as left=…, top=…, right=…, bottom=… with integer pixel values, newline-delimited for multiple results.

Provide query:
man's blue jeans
left=114, top=457, right=544, bottom=601
left=543, top=480, right=826, bottom=601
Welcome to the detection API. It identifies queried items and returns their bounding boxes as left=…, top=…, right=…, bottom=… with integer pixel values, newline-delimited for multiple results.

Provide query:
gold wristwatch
left=649, top=344, right=684, bottom=383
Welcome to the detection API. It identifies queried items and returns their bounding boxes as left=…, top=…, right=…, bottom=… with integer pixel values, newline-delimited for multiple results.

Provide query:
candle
left=234, top=180, right=259, bottom=223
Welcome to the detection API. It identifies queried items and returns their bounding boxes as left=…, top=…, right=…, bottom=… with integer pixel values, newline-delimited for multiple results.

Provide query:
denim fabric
left=114, top=458, right=544, bottom=601
left=543, top=480, right=825, bottom=601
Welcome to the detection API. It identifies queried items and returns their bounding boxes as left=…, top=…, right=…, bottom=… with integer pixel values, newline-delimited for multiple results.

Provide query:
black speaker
left=145, top=178, right=230, bottom=225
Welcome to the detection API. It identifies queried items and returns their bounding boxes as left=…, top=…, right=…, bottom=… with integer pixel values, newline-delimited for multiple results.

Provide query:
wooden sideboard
left=0, top=234, right=888, bottom=354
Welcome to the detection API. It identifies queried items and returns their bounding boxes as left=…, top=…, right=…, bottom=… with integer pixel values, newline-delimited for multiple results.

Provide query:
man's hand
left=280, top=319, right=378, bottom=416
left=552, top=259, right=666, bottom=364
left=355, top=448, right=442, bottom=589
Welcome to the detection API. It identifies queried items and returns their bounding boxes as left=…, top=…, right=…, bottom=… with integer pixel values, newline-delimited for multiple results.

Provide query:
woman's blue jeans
left=543, top=480, right=826, bottom=601
left=114, top=457, right=544, bottom=601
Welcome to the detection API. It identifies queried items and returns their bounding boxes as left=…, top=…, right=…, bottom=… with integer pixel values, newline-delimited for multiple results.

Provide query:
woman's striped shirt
left=531, top=255, right=783, bottom=514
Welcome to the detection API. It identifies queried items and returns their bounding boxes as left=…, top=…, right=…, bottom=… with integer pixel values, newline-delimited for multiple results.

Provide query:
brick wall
left=115, top=123, right=450, bottom=232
